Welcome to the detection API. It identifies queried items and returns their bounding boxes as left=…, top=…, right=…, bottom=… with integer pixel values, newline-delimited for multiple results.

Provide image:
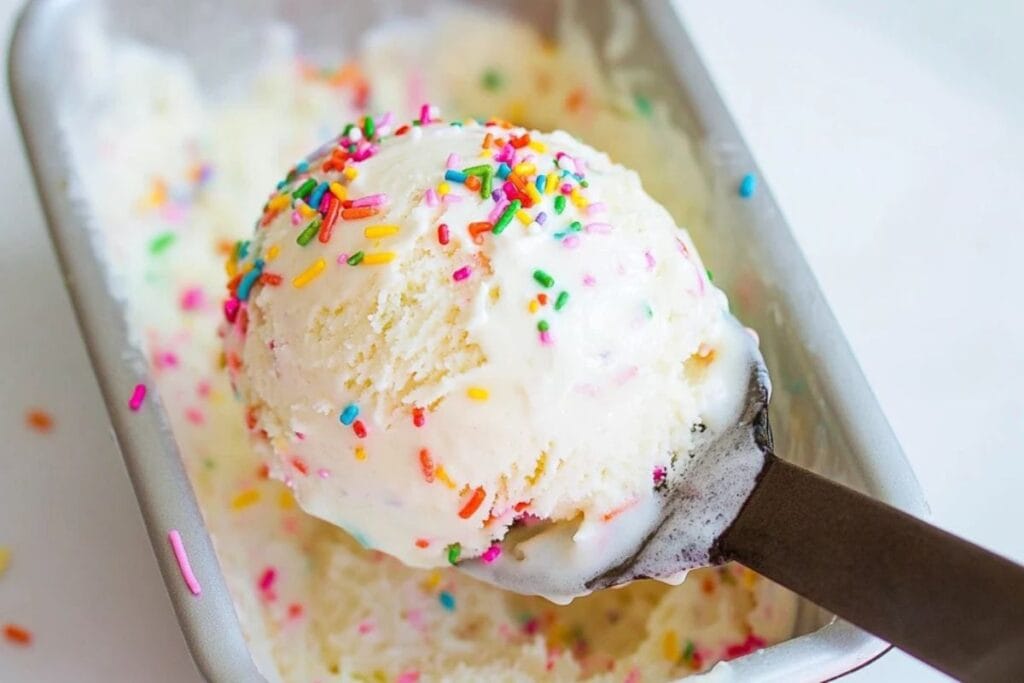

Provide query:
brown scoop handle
left=714, top=453, right=1024, bottom=682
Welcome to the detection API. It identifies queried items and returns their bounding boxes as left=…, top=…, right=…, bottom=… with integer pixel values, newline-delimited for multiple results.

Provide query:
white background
left=2, top=0, right=1021, bottom=680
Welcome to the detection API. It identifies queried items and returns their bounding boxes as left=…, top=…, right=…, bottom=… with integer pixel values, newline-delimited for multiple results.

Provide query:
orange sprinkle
left=537, top=293, right=548, bottom=305
left=415, top=538, right=430, bottom=549
left=465, top=175, right=481, bottom=192
left=355, top=446, right=367, bottom=461
left=291, top=457, right=309, bottom=475
left=468, top=221, right=493, bottom=243
left=482, top=132, right=494, bottom=149
left=341, top=206, right=379, bottom=220
left=419, top=449, right=435, bottom=483
left=701, top=577, right=716, bottom=594
left=4, top=624, right=32, bottom=646
left=566, top=87, right=587, bottom=113
left=514, top=501, right=531, bottom=512
left=602, top=498, right=639, bottom=522
left=259, top=273, right=282, bottom=286
left=257, top=463, right=270, bottom=479
left=458, top=487, right=486, bottom=519
left=25, top=409, right=53, bottom=433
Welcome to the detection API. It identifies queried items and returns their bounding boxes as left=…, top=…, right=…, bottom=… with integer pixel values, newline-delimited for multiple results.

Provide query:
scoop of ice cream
left=222, top=112, right=736, bottom=568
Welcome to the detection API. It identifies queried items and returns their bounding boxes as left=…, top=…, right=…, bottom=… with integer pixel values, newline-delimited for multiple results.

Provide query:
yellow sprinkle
left=528, top=300, right=539, bottom=314
left=545, top=173, right=559, bottom=194
left=355, top=446, right=367, bottom=461
left=479, top=149, right=493, bottom=158
left=513, top=162, right=536, bottom=176
left=467, top=387, right=489, bottom=401
left=527, top=452, right=547, bottom=486
left=297, top=201, right=317, bottom=218
left=528, top=140, right=547, bottom=153
left=277, top=490, right=296, bottom=510
left=0, top=546, right=10, bottom=576
left=231, top=489, right=261, bottom=510
left=422, top=570, right=443, bottom=591
left=516, top=210, right=532, bottom=226
left=662, top=629, right=680, bottom=662
left=225, top=258, right=238, bottom=278
left=361, top=251, right=396, bottom=265
left=437, top=182, right=450, bottom=196
left=265, top=244, right=281, bottom=261
left=329, top=182, right=348, bottom=200
left=364, top=224, right=400, bottom=239
left=742, top=567, right=759, bottom=589
left=525, top=184, right=542, bottom=205
left=434, top=465, right=457, bottom=490
left=343, top=167, right=359, bottom=180
left=571, top=188, right=588, bottom=209
left=293, top=258, right=326, bottom=288
left=267, top=194, right=290, bottom=211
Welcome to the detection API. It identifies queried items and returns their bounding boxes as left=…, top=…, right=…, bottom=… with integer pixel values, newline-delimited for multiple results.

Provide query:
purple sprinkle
left=536, top=211, right=548, bottom=225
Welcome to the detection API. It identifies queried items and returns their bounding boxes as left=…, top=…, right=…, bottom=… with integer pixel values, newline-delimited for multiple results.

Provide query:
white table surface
left=2, top=0, right=1021, bottom=680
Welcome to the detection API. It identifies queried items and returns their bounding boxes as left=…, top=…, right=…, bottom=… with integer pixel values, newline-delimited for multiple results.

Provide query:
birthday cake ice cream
left=222, top=116, right=735, bottom=569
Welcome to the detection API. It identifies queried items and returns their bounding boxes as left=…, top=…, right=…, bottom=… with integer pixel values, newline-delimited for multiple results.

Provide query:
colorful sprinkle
left=554, top=291, right=569, bottom=311
left=292, top=178, right=317, bottom=199
left=532, top=270, right=555, bottom=288
left=492, top=199, right=521, bottom=235
left=25, top=409, right=53, bottom=433
left=149, top=231, right=176, bottom=254
left=480, top=544, right=502, bottom=564
left=438, top=591, right=456, bottom=611
left=0, top=547, right=10, bottom=577
left=458, top=487, right=486, bottom=519
left=352, top=420, right=368, bottom=438
left=444, top=169, right=467, bottom=184
left=3, top=624, right=32, bottom=646
left=437, top=223, right=450, bottom=245
left=346, top=251, right=365, bottom=266
left=419, top=449, right=435, bottom=482
left=339, top=403, right=359, bottom=426
left=553, top=194, right=567, bottom=214
left=466, top=387, right=489, bottom=401
left=355, top=446, right=367, bottom=461
left=738, top=173, right=757, bottom=198
left=361, top=251, right=396, bottom=265
left=231, top=489, right=261, bottom=510
left=452, top=266, right=472, bottom=282
left=296, top=219, right=321, bottom=246
left=127, top=384, right=147, bottom=411
left=364, top=224, right=399, bottom=239
left=292, top=259, right=326, bottom=288
left=447, top=543, right=462, bottom=565
left=168, top=529, right=201, bottom=596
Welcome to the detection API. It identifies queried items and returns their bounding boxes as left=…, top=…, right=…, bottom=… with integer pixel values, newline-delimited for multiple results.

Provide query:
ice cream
left=63, top=5, right=799, bottom=680
left=223, top=115, right=742, bottom=572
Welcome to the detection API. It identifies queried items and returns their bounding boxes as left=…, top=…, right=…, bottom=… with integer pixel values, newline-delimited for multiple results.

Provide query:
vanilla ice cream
left=223, top=117, right=738, bottom=569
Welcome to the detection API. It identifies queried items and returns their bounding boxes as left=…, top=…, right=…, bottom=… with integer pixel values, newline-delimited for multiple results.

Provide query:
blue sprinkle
left=276, top=180, right=287, bottom=190
left=339, top=403, right=359, bottom=426
left=444, top=169, right=467, bottom=183
left=353, top=532, right=371, bottom=549
left=237, top=240, right=250, bottom=259
left=296, top=160, right=310, bottom=174
left=309, top=181, right=330, bottom=210
left=496, top=163, right=511, bottom=180
left=535, top=174, right=546, bottom=192
left=738, top=173, right=757, bottom=198
left=236, top=262, right=263, bottom=301
left=438, top=591, right=456, bottom=611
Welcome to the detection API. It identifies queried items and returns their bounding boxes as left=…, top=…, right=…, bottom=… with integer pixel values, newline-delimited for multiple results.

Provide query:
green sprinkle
left=296, top=219, right=321, bottom=246
left=533, top=269, right=555, bottom=288
left=705, top=268, right=714, bottom=282
left=493, top=199, right=521, bottom=235
left=569, top=221, right=582, bottom=232
left=554, top=195, right=567, bottom=215
left=347, top=251, right=365, bottom=266
left=481, top=169, right=493, bottom=198
left=292, top=178, right=317, bottom=199
left=554, top=291, right=569, bottom=311
left=683, top=640, right=695, bottom=662
left=634, top=93, right=654, bottom=118
left=462, top=164, right=491, bottom=176
left=348, top=143, right=358, bottom=153
left=363, top=115, right=375, bottom=139
left=537, top=320, right=550, bottom=332
left=447, top=543, right=462, bottom=565
left=580, top=180, right=589, bottom=188
left=149, top=231, right=176, bottom=255
left=481, top=68, right=504, bottom=91
left=644, top=303, right=654, bottom=319
left=342, top=123, right=355, bottom=138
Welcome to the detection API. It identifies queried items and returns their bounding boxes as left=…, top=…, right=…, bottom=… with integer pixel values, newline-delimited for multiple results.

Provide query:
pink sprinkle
left=560, top=183, right=574, bottom=195
left=396, top=671, right=420, bottom=683
left=350, top=193, right=387, bottom=208
left=357, top=620, right=375, bottom=635
left=318, top=192, right=331, bottom=213
left=585, top=222, right=612, bottom=234
left=562, top=235, right=580, bottom=249
left=185, top=407, right=205, bottom=425
left=653, top=466, right=667, bottom=485
left=290, top=211, right=301, bottom=226
left=452, top=266, right=472, bottom=282
left=574, top=156, right=586, bottom=176
left=419, top=103, right=432, bottom=124
left=586, top=202, right=607, bottom=216
left=376, top=111, right=394, bottom=129
left=317, top=468, right=331, bottom=479
left=583, top=274, right=597, bottom=286
left=502, top=181, right=519, bottom=200
left=223, top=297, right=241, bottom=324
left=168, top=530, right=201, bottom=596
left=675, top=236, right=691, bottom=258
left=442, top=194, right=462, bottom=204
left=336, top=253, right=349, bottom=265
left=481, top=544, right=502, bottom=563
left=615, top=366, right=639, bottom=385
left=540, top=330, right=553, bottom=345
left=488, top=199, right=509, bottom=223
left=645, top=250, right=656, bottom=270
left=624, top=667, right=641, bottom=683
left=445, top=153, right=460, bottom=169
left=258, top=567, right=277, bottom=591
left=196, top=381, right=211, bottom=398
left=405, top=609, right=426, bottom=630
left=128, top=383, right=147, bottom=411
left=155, top=351, right=179, bottom=369
left=424, top=189, right=439, bottom=207
left=180, top=286, right=204, bottom=311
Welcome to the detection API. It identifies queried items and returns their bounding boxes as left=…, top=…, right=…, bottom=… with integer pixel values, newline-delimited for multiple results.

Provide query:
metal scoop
left=462, top=319, right=1024, bottom=681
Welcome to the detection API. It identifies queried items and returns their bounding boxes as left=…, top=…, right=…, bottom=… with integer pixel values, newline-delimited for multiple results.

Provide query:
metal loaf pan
left=9, top=0, right=928, bottom=680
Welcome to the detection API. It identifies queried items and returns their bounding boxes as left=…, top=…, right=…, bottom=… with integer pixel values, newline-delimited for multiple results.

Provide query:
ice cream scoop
left=465, top=313, right=1024, bottom=681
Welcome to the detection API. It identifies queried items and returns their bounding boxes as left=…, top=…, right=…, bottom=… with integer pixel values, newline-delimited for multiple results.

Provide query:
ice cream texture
left=224, top=117, right=736, bottom=568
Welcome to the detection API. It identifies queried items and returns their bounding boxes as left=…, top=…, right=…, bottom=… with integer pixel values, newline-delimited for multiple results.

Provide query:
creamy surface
left=61, top=5, right=797, bottom=681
